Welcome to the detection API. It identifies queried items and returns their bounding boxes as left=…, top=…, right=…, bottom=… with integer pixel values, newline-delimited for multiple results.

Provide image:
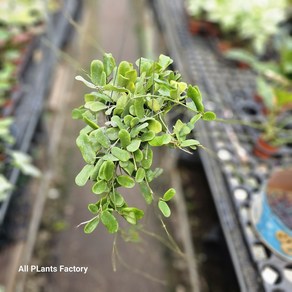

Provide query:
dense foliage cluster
left=73, top=53, right=216, bottom=234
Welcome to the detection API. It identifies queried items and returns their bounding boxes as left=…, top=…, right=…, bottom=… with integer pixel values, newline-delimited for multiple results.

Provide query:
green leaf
left=76, top=133, right=96, bottom=164
left=126, top=139, right=141, bottom=152
left=84, top=217, right=100, bottom=234
left=158, top=54, right=173, bottom=70
left=134, top=149, right=143, bottom=162
left=111, top=115, right=126, bottom=129
left=110, top=192, right=125, bottom=207
left=91, top=60, right=106, bottom=86
left=75, top=75, right=96, bottom=89
left=139, top=181, right=153, bottom=204
left=119, top=160, right=135, bottom=176
left=84, top=101, right=107, bottom=112
left=134, top=98, right=145, bottom=118
left=180, top=139, right=200, bottom=147
left=148, top=134, right=171, bottom=146
left=106, top=128, right=119, bottom=140
left=135, top=168, right=145, bottom=183
left=111, top=147, right=131, bottom=162
left=202, top=111, right=216, bottom=121
left=92, top=180, right=108, bottom=194
left=141, top=131, right=155, bottom=142
left=141, top=148, right=153, bottom=169
left=117, top=175, right=135, bottom=188
left=163, top=188, right=176, bottom=201
left=103, top=53, right=116, bottom=76
left=130, top=122, right=149, bottom=137
left=75, top=164, right=94, bottom=186
left=158, top=201, right=171, bottom=217
left=148, top=120, right=162, bottom=133
left=90, top=128, right=110, bottom=148
left=146, top=168, right=163, bottom=182
left=119, top=129, right=131, bottom=148
left=88, top=204, right=99, bottom=214
left=98, top=161, right=115, bottom=181
left=90, top=159, right=104, bottom=180
left=72, top=108, right=85, bottom=120
left=82, top=113, right=99, bottom=129
left=187, top=85, right=204, bottom=112
left=101, top=211, right=119, bottom=233
left=121, top=207, right=144, bottom=224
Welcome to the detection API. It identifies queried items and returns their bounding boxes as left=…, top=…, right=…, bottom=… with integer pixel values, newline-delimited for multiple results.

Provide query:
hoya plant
left=73, top=53, right=216, bottom=234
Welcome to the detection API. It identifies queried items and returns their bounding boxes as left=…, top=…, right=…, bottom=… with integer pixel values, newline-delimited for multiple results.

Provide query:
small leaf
left=111, top=147, right=131, bottom=162
left=134, top=149, right=143, bottom=162
left=134, top=98, right=145, bottom=118
left=119, top=129, right=131, bottom=148
left=92, top=180, right=108, bottom=194
left=148, top=120, right=162, bottom=133
left=139, top=181, right=153, bottom=204
left=106, top=128, right=119, bottom=140
left=84, top=217, right=100, bottom=234
left=103, top=53, right=116, bottom=76
left=180, top=139, right=200, bottom=147
left=130, top=122, right=149, bottom=137
left=88, top=204, right=99, bottom=214
left=117, top=175, right=135, bottom=188
left=148, top=134, right=171, bottom=146
left=91, top=60, right=106, bottom=86
left=202, top=111, right=216, bottom=121
left=101, top=211, right=119, bottom=233
left=85, top=101, right=107, bottom=112
left=126, top=139, right=141, bottom=152
left=141, top=148, right=153, bottom=169
left=75, top=164, right=94, bottom=186
left=146, top=168, right=163, bottom=182
left=90, top=128, right=110, bottom=148
left=187, top=85, right=204, bottom=112
left=163, top=188, right=176, bottom=201
left=75, top=75, right=96, bottom=89
left=135, top=168, right=145, bottom=183
left=141, top=131, right=155, bottom=142
left=110, top=192, right=125, bottom=207
left=158, top=201, right=171, bottom=217
left=76, top=133, right=96, bottom=164
left=98, top=161, right=115, bottom=181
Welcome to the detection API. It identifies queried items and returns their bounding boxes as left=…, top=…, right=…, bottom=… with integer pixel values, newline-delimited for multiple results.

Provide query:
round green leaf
left=148, top=134, right=171, bottom=146
left=110, top=192, right=125, bottom=207
left=158, top=200, right=171, bottom=217
left=92, top=180, right=108, bottom=194
left=117, top=175, right=135, bottom=188
left=119, top=129, right=131, bottom=148
left=75, top=164, right=94, bottom=186
left=126, top=139, right=141, bottom=152
left=202, top=111, right=216, bottom=121
left=84, top=217, right=100, bottom=234
left=163, top=188, right=176, bottom=201
left=101, top=211, right=119, bottom=233
left=148, top=120, right=162, bottom=133
left=141, top=131, right=155, bottom=142
left=111, top=147, right=131, bottom=162
left=135, top=168, right=145, bottom=183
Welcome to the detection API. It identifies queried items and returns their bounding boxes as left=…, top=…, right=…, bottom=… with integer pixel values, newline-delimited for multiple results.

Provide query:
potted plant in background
left=185, top=0, right=289, bottom=55
left=226, top=37, right=292, bottom=158
left=72, top=53, right=216, bottom=234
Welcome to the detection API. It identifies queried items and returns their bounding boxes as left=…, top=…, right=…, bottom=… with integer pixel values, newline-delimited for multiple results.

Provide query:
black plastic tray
left=151, top=0, right=292, bottom=291
left=0, top=0, right=82, bottom=226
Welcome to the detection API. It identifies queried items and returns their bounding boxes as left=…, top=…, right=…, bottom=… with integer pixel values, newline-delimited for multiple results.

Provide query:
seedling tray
left=152, top=0, right=292, bottom=291
left=0, top=0, right=81, bottom=227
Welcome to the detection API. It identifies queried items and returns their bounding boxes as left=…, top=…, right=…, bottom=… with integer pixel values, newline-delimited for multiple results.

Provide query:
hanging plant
left=73, top=53, right=216, bottom=234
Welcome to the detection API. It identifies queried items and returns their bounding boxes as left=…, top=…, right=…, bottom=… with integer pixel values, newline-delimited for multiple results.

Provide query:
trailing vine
left=73, top=53, right=216, bottom=234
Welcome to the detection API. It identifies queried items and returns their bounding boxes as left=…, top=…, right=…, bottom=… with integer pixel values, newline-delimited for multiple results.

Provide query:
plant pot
left=253, top=136, right=279, bottom=159
left=188, top=18, right=219, bottom=36
left=251, top=168, right=292, bottom=261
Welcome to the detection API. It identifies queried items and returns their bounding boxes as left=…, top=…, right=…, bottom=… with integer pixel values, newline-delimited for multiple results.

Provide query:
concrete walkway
left=25, top=1, right=169, bottom=291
